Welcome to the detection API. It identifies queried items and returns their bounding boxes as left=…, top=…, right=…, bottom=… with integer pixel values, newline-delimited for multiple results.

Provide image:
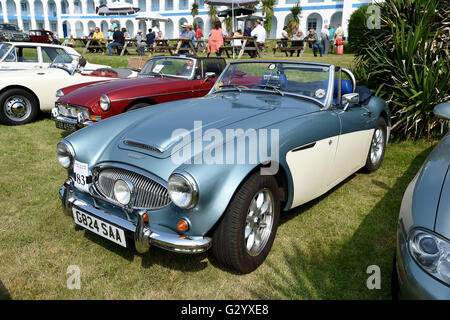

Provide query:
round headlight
left=113, top=179, right=133, bottom=205
left=56, top=89, right=64, bottom=98
left=99, top=94, right=111, bottom=111
left=56, top=141, right=75, bottom=169
left=167, top=173, right=198, bottom=209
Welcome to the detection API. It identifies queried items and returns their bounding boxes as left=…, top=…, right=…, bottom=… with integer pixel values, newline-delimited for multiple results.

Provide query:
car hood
left=433, top=134, right=450, bottom=239
left=58, top=76, right=191, bottom=107
left=408, top=133, right=450, bottom=238
left=68, top=92, right=320, bottom=174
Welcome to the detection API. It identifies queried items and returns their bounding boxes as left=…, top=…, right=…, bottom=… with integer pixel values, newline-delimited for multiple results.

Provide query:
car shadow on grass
left=0, top=280, right=11, bottom=300
left=79, top=224, right=210, bottom=272
left=249, top=146, right=433, bottom=299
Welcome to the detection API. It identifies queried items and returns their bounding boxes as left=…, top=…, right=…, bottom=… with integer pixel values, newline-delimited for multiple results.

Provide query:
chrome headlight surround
left=99, top=94, right=111, bottom=111
left=113, top=178, right=134, bottom=206
left=409, top=228, right=450, bottom=286
left=56, top=89, right=64, bottom=98
left=167, top=172, right=198, bottom=209
left=56, top=140, right=75, bottom=169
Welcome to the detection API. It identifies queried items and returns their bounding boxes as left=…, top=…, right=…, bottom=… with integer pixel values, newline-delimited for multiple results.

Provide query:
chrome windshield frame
left=139, top=55, right=197, bottom=80
left=209, top=60, right=335, bottom=109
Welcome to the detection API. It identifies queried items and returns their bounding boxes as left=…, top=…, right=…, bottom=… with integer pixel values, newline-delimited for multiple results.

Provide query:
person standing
left=321, top=25, right=330, bottom=54
left=328, top=25, right=335, bottom=53
left=304, top=29, right=322, bottom=57
left=207, top=21, right=224, bottom=57
left=153, top=24, right=160, bottom=35
left=334, top=24, right=344, bottom=42
left=146, top=28, right=155, bottom=47
left=250, top=19, right=266, bottom=58
left=108, top=19, right=118, bottom=40
left=108, top=26, right=125, bottom=56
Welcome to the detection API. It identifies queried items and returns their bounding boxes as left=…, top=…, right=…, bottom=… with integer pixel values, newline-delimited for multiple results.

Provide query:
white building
left=0, top=0, right=374, bottom=39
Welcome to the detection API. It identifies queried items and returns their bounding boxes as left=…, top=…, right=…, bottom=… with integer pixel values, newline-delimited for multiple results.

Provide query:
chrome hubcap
left=244, top=188, right=274, bottom=256
left=370, top=128, right=384, bottom=164
left=4, top=95, right=31, bottom=121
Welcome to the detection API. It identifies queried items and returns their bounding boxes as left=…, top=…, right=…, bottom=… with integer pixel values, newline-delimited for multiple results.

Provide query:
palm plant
left=224, top=16, right=232, bottom=33
left=208, top=5, right=218, bottom=28
left=191, top=2, right=199, bottom=18
left=287, top=2, right=302, bottom=35
left=261, top=0, right=276, bottom=35
left=354, top=0, right=450, bottom=138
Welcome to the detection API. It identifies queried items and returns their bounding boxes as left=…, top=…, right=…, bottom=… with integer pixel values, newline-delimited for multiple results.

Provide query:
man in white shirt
left=321, top=25, right=330, bottom=54
left=250, top=19, right=266, bottom=57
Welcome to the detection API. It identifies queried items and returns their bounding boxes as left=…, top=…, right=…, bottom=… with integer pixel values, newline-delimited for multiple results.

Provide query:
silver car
left=393, top=102, right=450, bottom=299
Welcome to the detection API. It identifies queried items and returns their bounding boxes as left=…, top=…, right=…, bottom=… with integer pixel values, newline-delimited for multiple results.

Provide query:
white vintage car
left=0, top=42, right=107, bottom=72
left=0, top=52, right=135, bottom=125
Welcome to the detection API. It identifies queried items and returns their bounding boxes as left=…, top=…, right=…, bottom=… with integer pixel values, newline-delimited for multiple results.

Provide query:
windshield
left=213, top=62, right=331, bottom=105
left=0, top=24, right=19, bottom=31
left=140, top=56, right=196, bottom=78
left=50, top=52, right=80, bottom=75
left=0, top=43, right=11, bottom=60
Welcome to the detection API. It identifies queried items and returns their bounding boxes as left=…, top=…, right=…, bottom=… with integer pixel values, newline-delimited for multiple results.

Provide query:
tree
left=224, top=17, right=232, bottom=33
left=347, top=4, right=370, bottom=53
left=191, top=2, right=199, bottom=30
left=208, top=5, right=218, bottom=28
left=261, top=0, right=276, bottom=36
left=287, top=2, right=302, bottom=35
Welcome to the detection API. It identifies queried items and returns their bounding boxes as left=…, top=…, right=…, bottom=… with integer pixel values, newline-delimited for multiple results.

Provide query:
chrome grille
left=94, top=167, right=171, bottom=209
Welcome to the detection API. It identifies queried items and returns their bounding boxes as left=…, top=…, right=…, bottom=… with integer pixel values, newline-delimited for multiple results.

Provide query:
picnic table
left=272, top=39, right=305, bottom=57
left=82, top=39, right=107, bottom=54
left=221, top=37, right=264, bottom=59
left=148, top=39, right=176, bottom=56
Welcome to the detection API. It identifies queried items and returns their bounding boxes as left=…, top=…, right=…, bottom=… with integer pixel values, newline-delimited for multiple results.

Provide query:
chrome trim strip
left=110, top=89, right=209, bottom=103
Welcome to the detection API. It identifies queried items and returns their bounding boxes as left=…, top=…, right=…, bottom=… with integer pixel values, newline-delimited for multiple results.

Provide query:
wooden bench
left=273, top=40, right=305, bottom=57
left=127, top=57, right=148, bottom=71
left=148, top=39, right=177, bottom=57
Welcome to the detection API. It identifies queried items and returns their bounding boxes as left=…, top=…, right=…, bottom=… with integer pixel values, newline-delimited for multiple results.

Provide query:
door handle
left=362, top=111, right=372, bottom=117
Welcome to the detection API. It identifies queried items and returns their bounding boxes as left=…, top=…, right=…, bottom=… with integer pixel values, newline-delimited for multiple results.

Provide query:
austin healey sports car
left=57, top=61, right=390, bottom=273
left=52, top=55, right=226, bottom=132
left=0, top=51, right=137, bottom=125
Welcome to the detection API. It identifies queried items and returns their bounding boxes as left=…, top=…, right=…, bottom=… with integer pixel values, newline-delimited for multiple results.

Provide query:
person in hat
left=135, top=30, right=145, bottom=55
left=179, top=22, right=195, bottom=49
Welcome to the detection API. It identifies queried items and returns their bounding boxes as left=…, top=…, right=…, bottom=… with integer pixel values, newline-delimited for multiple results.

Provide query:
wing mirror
left=205, top=72, right=216, bottom=79
left=342, top=93, right=359, bottom=111
left=433, top=102, right=450, bottom=120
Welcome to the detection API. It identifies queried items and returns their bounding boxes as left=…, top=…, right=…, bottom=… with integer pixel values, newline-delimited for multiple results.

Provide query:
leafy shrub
left=347, top=5, right=370, bottom=53
left=354, top=0, right=450, bottom=138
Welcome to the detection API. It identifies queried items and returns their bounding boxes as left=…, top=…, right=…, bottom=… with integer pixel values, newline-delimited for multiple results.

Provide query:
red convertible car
left=52, top=55, right=226, bottom=131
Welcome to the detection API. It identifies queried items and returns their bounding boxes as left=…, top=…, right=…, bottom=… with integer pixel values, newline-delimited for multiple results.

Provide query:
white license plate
left=72, top=208, right=127, bottom=247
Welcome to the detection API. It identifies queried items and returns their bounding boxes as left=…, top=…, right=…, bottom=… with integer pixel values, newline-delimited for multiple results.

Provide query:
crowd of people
left=51, top=17, right=345, bottom=58
left=281, top=24, right=345, bottom=57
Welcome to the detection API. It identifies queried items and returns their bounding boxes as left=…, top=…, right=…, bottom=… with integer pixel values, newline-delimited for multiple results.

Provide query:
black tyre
left=126, top=102, right=151, bottom=112
left=0, top=88, right=39, bottom=125
left=212, top=171, right=280, bottom=273
left=363, top=117, right=387, bottom=172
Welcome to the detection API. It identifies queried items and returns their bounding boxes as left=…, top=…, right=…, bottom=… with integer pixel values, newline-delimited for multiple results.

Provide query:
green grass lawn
left=0, top=116, right=436, bottom=299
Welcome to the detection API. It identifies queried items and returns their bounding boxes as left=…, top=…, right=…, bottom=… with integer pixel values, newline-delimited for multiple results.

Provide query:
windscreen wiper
left=254, top=84, right=285, bottom=96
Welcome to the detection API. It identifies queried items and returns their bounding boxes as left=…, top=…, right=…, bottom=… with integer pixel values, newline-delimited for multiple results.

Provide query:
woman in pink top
left=207, top=21, right=224, bottom=57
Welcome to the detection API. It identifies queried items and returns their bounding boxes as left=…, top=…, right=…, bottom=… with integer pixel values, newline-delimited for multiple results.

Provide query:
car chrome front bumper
left=59, top=179, right=212, bottom=254
left=51, top=107, right=95, bottom=131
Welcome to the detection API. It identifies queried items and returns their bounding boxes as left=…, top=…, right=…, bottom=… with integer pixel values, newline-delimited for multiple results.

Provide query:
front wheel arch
left=124, top=98, right=157, bottom=112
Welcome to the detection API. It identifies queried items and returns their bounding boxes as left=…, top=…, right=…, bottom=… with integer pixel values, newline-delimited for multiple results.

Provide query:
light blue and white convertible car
left=57, top=61, right=390, bottom=273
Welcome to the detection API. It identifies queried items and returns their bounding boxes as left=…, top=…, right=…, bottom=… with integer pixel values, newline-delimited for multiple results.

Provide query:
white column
left=145, top=0, right=151, bottom=12
left=43, top=0, right=50, bottom=30
left=16, top=0, right=24, bottom=30
left=174, top=0, right=179, bottom=11
left=55, top=0, right=63, bottom=37
left=68, top=0, right=74, bottom=14
left=29, top=0, right=37, bottom=29
left=1, top=0, right=7, bottom=23
left=133, top=0, right=138, bottom=7
left=341, top=0, right=353, bottom=39
left=81, top=0, right=87, bottom=14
